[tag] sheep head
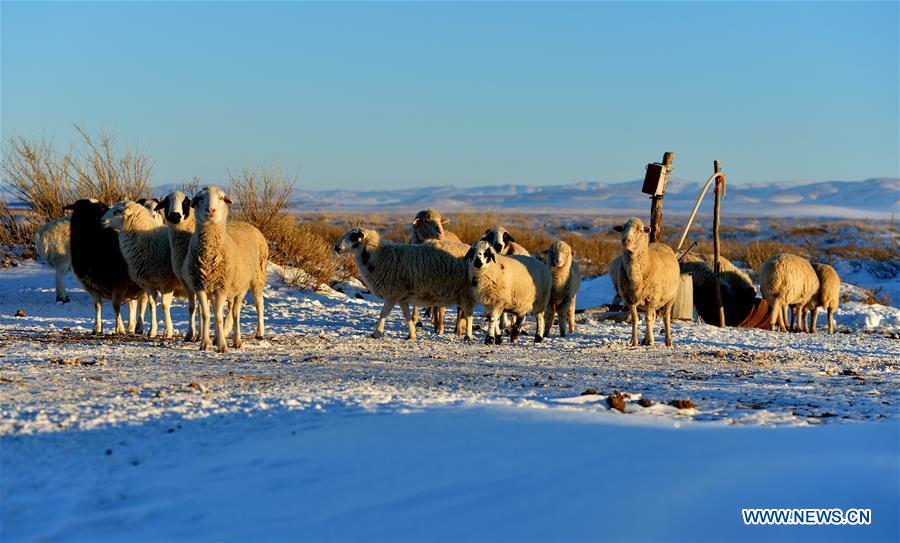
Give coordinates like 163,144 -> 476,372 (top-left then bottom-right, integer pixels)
334,227 -> 377,255
63,199 -> 108,224
158,191 -> 192,225
543,240 -> 574,269
191,186 -> 232,225
612,218 -> 650,255
136,198 -> 164,226
480,226 -> 516,255
100,201 -> 129,231
465,240 -> 497,270
411,209 -> 450,241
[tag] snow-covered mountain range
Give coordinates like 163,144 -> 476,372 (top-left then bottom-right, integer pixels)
287,177 -> 898,218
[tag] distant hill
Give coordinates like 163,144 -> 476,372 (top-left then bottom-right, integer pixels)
285,177 -> 899,219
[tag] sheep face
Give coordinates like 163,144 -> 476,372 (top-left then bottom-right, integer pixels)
158,191 -> 191,225
191,186 -> 232,225
465,240 -> 497,270
136,198 -> 165,226
100,201 -> 130,232
612,218 -> 650,255
334,227 -> 373,255
63,199 -> 107,223
480,226 -> 516,255
411,209 -> 449,241
543,240 -> 574,269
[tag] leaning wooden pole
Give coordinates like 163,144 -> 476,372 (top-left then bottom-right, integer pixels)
649,151 -> 675,243
712,160 -> 726,327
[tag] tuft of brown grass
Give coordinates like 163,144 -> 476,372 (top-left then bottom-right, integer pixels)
228,165 -> 295,240
2,136 -> 74,228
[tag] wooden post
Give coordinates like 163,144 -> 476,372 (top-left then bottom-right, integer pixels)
649,151 -> 674,243
712,160 -> 726,327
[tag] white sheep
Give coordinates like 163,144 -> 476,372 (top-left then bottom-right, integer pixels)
465,240 -> 551,344
101,201 -> 186,338
802,263 -> 840,334
335,227 -> 476,340
759,253 -> 819,332
611,218 -> 680,347
184,186 -> 268,352
408,209 -> 463,244
34,216 -> 72,303
136,198 -> 165,226
480,226 -> 530,256
541,240 -> 582,337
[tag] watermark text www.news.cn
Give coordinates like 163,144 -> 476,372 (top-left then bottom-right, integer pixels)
742,508 -> 872,526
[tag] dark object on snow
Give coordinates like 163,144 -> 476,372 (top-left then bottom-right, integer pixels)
581,388 -> 599,396
14,309 -> 25,317
638,398 -> 653,408
607,392 -> 627,413
669,399 -> 696,409
680,254 -> 756,326
63,199 -> 144,334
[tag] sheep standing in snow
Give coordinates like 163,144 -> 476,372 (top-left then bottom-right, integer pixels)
335,227 -> 476,340
156,191 -> 199,341
184,186 -> 268,352
63,199 -> 145,335
480,226 -> 530,256
541,240 -> 582,337
466,240 -> 551,344
34,216 -> 72,303
102,200 -> 185,338
612,218 -> 680,347
407,208 -> 464,334
759,253 -> 819,332
802,263 -> 840,334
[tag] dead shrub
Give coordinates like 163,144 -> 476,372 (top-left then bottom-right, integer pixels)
2,136 -> 74,228
228,165 -> 294,240
69,126 -> 152,204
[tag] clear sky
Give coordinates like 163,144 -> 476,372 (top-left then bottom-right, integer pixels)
2,1 -> 897,190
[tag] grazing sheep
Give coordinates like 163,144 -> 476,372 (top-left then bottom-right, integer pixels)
409,209 -> 462,244
34,216 -> 72,303
62,199 -> 145,335
802,263 -> 840,334
541,240 -> 582,337
136,198 -> 165,226
480,226 -> 530,256
156,191 -> 200,341
679,253 -> 756,326
759,253 -> 819,332
101,201 -> 186,339
334,227 -> 476,340
465,240 -> 551,344
611,218 -> 680,347
185,186 -> 268,352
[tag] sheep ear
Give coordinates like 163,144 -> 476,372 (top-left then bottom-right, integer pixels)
643,227 -> 651,233
487,250 -> 496,263
349,231 -> 363,243
440,218 -> 449,225
190,195 -> 201,208
503,232 -> 516,244
464,247 -> 475,261
612,225 -> 624,233
224,196 -> 233,205
62,203 -> 75,211
181,197 -> 191,218
412,218 -> 421,226
155,196 -> 169,212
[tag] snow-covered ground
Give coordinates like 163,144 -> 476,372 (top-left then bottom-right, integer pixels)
2,261 -> 898,541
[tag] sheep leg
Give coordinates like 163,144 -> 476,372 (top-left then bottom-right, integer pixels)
663,301 -> 673,347
126,299 -> 137,334
161,291 -> 175,339
55,269 -> 70,304
135,292 -> 147,335
486,309 -> 502,345
400,303 -> 417,340
213,293 -> 229,353
568,295 -> 576,334
372,301 -> 396,339
559,301 -> 572,337
113,301 -> 126,335
542,305 -> 555,338
434,306 -> 445,335
827,307 -> 835,334
185,293 -> 197,342
809,307 -> 818,333
629,304 -> 639,346
411,305 -> 419,327
231,294 -> 243,349
464,312 -> 474,341
455,306 -> 465,336
92,298 -> 103,335
198,290 -> 212,351
251,287 -> 265,340
145,292 -> 158,338
534,311 -> 545,343
642,307 -> 655,346
510,315 -> 525,342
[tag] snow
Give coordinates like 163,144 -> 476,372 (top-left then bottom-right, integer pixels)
1,260 -> 898,541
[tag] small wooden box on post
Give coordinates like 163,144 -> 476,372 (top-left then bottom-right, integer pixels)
644,151 -> 675,243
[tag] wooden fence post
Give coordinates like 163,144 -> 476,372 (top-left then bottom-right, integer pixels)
649,151 -> 674,243
712,160 -> 726,327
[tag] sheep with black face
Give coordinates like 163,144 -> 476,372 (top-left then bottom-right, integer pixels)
465,240 -> 551,345
480,226 -> 530,256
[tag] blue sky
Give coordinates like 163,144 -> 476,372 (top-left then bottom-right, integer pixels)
2,1 -> 897,190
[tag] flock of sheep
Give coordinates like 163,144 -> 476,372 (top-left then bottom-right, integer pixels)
32,194 -> 841,354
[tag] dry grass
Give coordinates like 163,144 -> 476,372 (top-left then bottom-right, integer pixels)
69,126 -> 152,204
2,136 -> 74,228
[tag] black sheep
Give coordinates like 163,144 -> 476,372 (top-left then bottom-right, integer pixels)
62,199 -> 145,334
